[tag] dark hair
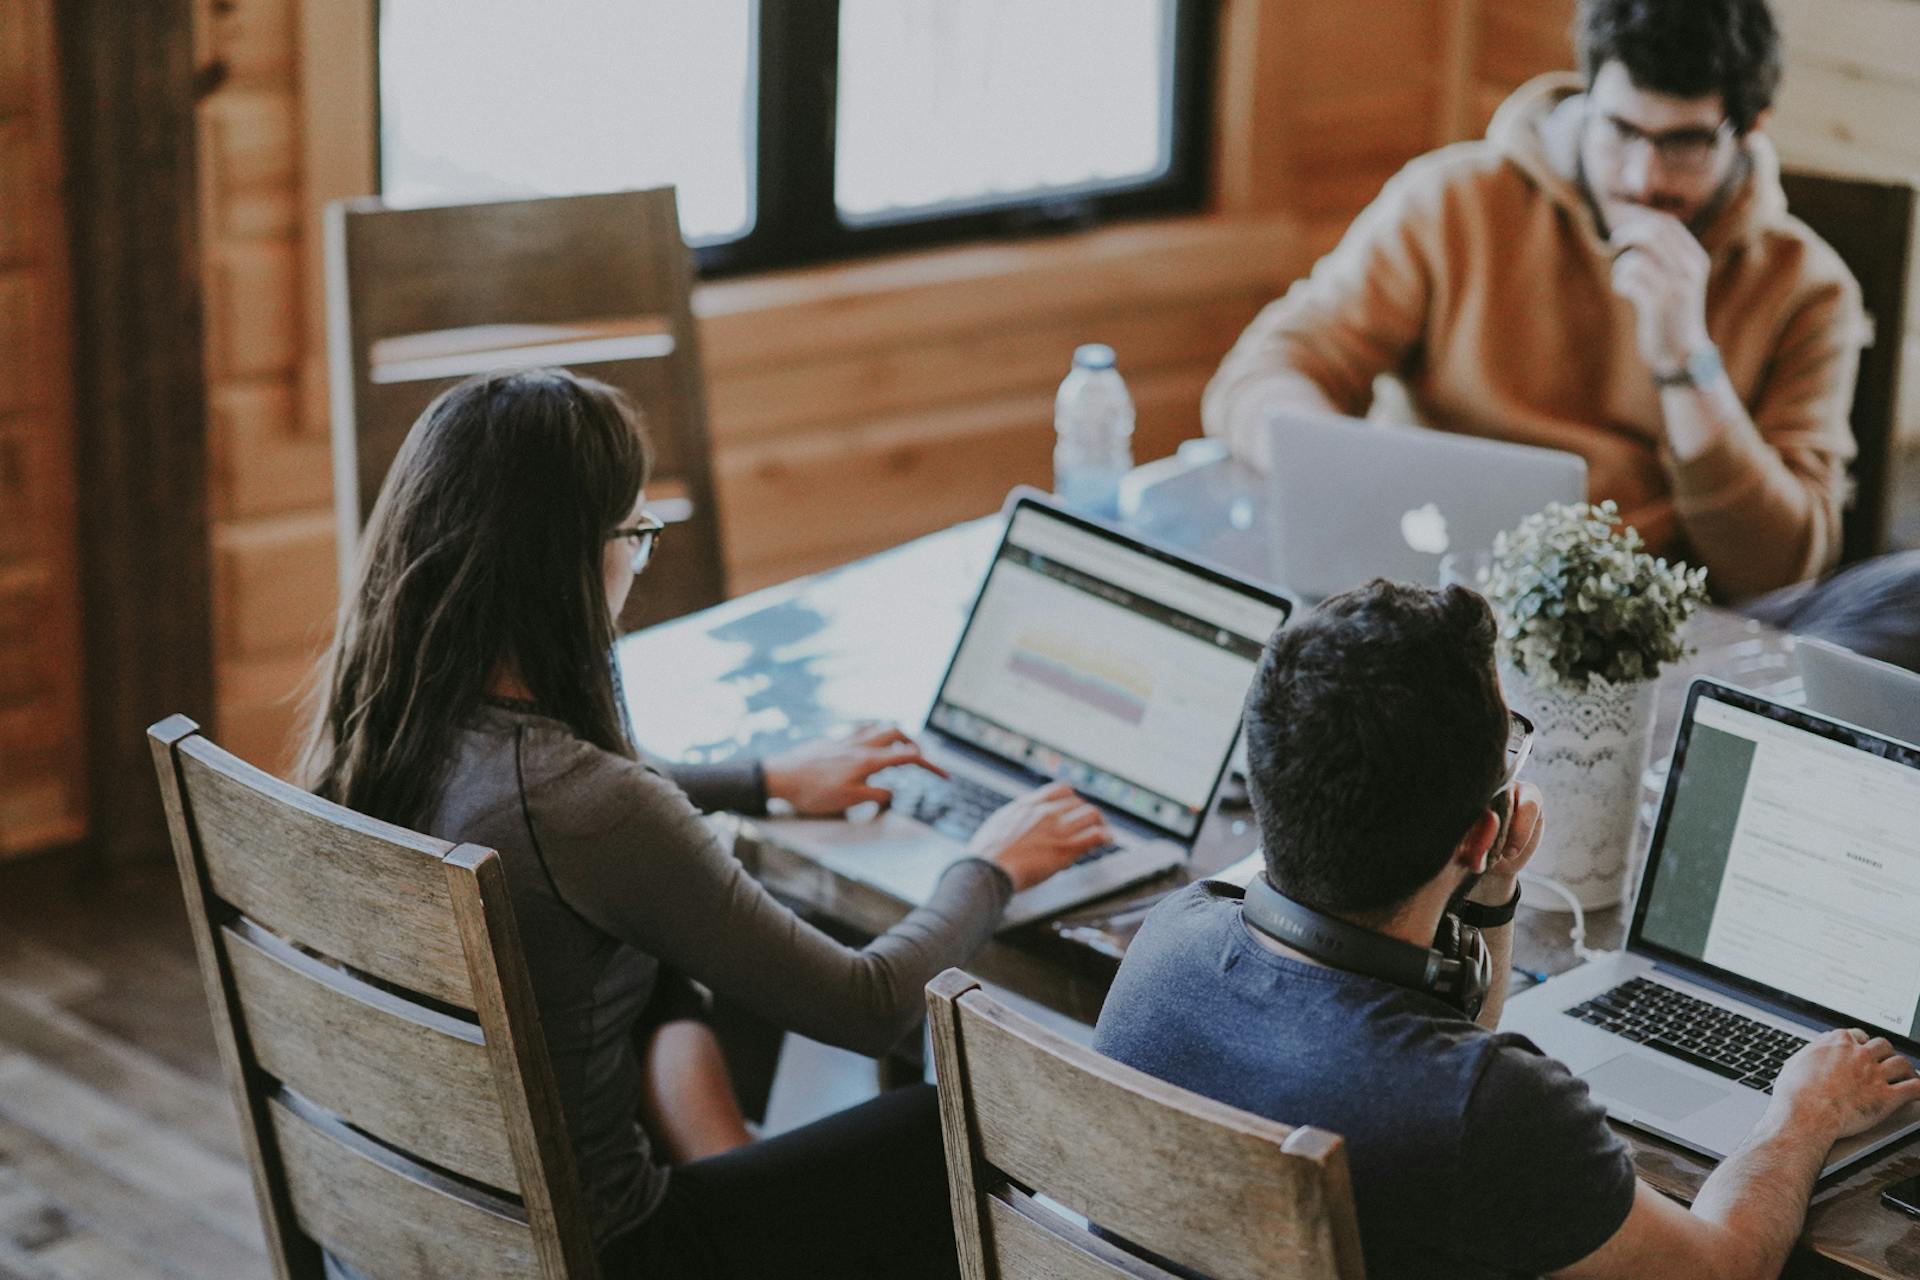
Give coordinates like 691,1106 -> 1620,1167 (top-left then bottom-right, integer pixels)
1244,581 -> 1507,917
299,368 -> 651,827
1578,0 -> 1782,134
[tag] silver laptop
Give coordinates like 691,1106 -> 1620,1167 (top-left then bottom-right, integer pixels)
1504,679 -> 1920,1177
1798,637 -> 1920,747
755,493 -> 1292,930
1266,412 -> 1587,601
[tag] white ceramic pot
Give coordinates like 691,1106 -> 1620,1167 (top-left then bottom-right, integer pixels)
1500,665 -> 1659,911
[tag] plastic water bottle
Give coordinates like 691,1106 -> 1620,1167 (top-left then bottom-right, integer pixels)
1053,343 -> 1134,520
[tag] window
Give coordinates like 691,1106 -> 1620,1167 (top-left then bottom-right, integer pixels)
378,0 -> 1213,274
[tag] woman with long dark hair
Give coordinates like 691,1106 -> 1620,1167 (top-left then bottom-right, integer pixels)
300,369 -> 1107,1277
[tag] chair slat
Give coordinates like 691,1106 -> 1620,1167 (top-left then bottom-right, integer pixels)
986,1190 -> 1179,1280
339,191 -> 685,337
224,920 -> 519,1191
269,1091 -> 536,1280
941,977 -> 1364,1280
177,740 -> 474,1008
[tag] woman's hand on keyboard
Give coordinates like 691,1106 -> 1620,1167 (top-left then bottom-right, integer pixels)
762,723 -> 947,816
969,782 -> 1111,891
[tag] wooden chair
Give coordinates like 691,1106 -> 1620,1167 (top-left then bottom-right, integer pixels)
324,186 -> 726,631
927,970 -> 1366,1280
147,714 -> 599,1280
1779,169 -> 1916,567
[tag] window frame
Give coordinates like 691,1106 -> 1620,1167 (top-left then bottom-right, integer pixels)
372,0 -> 1217,277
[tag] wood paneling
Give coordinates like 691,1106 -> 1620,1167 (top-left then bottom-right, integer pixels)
0,1 -> 85,858
1768,0 -> 1920,444
197,0 -> 328,775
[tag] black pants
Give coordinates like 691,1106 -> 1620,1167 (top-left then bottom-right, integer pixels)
599,1082 -> 960,1279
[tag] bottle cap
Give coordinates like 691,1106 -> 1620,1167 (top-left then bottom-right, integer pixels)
1072,343 -> 1116,371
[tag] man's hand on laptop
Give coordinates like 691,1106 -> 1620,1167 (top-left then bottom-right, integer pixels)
762,723 -> 948,816
1770,1028 -> 1920,1146
968,782 -> 1112,891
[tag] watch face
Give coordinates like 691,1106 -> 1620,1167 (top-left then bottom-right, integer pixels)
1687,345 -> 1723,385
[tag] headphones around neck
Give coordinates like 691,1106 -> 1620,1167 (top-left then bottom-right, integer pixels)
1240,868 -> 1493,1020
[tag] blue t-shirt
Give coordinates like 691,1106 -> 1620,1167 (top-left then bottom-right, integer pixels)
1093,883 -> 1636,1280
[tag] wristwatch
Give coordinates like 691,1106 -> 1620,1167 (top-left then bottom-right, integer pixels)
1453,883 -> 1522,929
1652,343 -> 1723,390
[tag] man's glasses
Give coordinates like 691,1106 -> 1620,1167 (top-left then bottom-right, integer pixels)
1593,113 -> 1732,175
1496,709 -> 1535,800
610,512 -> 666,575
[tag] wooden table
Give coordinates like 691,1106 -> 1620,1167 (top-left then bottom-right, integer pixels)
616,455 -> 1919,1278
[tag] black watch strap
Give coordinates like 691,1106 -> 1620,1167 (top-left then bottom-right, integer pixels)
1453,883 -> 1522,929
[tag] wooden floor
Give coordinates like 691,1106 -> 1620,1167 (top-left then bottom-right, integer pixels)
0,854 -> 266,1280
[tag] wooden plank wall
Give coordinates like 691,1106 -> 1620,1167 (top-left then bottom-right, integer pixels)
699,218 -> 1301,592
0,0 -> 86,856
194,0 -> 334,772
1768,0 -> 1920,445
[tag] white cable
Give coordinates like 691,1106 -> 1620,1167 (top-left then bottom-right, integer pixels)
1518,871 -> 1607,963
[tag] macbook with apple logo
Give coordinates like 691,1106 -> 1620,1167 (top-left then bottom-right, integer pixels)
1263,411 -> 1587,601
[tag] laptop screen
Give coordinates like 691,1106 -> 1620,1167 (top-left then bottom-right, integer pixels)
928,501 -> 1290,841
1632,683 -> 1920,1045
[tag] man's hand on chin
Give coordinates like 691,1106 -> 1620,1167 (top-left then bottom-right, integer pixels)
1607,207 -> 1712,380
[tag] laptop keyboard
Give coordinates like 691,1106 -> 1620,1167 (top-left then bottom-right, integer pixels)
1566,976 -> 1808,1092
875,767 -> 1120,866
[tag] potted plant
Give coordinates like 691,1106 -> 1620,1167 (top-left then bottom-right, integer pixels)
1480,501 -> 1709,910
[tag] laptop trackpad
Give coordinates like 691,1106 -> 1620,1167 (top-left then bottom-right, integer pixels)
1582,1054 -> 1725,1122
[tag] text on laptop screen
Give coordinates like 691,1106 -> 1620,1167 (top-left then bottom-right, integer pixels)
930,507 -> 1286,839
1639,696 -> 1920,1039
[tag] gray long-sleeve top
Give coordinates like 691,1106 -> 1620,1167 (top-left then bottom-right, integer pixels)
425,703 -> 1012,1243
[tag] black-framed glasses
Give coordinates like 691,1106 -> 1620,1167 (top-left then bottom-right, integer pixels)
1593,112 -> 1733,174
1496,710 -> 1535,798
610,512 -> 666,575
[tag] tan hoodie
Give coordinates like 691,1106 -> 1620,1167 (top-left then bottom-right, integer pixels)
1202,73 -> 1865,600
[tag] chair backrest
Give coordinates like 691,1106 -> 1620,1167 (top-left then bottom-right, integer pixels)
1779,169 -> 1916,568
147,714 -> 599,1280
927,970 -> 1366,1280
324,186 -> 726,631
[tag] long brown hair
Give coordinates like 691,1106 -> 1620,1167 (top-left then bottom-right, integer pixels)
299,369 -> 651,827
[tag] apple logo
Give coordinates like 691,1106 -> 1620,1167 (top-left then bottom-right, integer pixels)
1401,502 -> 1450,556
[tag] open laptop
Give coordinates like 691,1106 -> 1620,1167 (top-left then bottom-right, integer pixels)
1266,412 -> 1587,601
754,493 -> 1293,930
1504,679 -> 1920,1176
1798,636 -> 1920,747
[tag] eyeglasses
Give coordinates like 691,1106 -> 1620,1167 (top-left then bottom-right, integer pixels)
609,512 -> 666,574
1496,709 -> 1535,799
1593,112 -> 1733,174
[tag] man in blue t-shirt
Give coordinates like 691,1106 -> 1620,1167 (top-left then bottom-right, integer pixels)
1095,581 -> 1920,1280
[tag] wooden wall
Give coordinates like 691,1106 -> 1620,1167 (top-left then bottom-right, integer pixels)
192,0 -> 332,773
1768,0 -> 1920,448
0,0 -> 85,855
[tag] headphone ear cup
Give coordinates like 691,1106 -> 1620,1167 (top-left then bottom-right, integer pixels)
1432,913 -> 1492,1020
1456,920 -> 1493,1021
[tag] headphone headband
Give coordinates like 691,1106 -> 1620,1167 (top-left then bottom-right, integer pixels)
1240,868 -> 1491,1018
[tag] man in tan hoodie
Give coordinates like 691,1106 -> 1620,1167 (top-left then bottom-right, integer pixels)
1204,0 -> 1920,666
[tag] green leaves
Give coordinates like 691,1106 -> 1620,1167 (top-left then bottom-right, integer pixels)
1485,500 -> 1709,693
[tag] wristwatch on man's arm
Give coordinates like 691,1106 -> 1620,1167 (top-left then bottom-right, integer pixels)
1652,343 -> 1724,390
1453,883 -> 1521,929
